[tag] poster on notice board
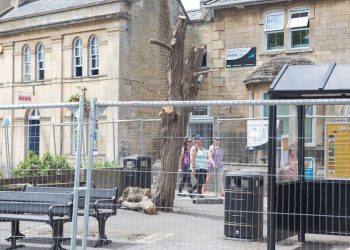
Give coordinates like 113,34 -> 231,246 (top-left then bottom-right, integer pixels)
325,123 -> 350,179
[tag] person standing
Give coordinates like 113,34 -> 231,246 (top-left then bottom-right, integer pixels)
190,135 -> 208,196
203,137 -> 224,197
178,138 -> 193,193
278,144 -> 297,181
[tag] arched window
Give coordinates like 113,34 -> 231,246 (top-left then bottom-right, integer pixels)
23,45 -> 31,82
28,109 -> 40,155
36,43 -> 45,80
73,37 -> 83,78
89,35 -> 99,76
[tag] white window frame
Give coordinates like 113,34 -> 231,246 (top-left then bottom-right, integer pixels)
36,43 -> 45,81
190,106 -> 211,119
288,9 -> 310,49
305,105 -> 316,147
23,45 -> 31,82
264,11 -> 285,51
188,106 -> 214,149
89,35 -> 99,76
261,92 -> 290,136
73,37 -> 83,78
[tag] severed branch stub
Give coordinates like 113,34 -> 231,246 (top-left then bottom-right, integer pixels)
149,39 -> 172,52
193,69 -> 219,77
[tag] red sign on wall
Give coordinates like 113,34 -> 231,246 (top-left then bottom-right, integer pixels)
17,94 -> 32,103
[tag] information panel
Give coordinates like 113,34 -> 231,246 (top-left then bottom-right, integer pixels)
247,120 -> 268,147
226,47 -> 256,68
325,123 -> 350,179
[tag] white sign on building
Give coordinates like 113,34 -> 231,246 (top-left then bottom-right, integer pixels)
247,120 -> 269,147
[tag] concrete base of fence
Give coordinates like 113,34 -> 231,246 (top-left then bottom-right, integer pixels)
193,197 -> 224,204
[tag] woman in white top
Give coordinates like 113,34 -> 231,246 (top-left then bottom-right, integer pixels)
190,135 -> 208,195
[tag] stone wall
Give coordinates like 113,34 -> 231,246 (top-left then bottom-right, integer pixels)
117,0 -> 182,161
185,0 -> 350,162
0,0 -> 182,167
187,0 -> 350,108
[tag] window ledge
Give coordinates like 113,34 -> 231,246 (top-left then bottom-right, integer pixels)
259,49 -> 285,56
286,47 -> 314,54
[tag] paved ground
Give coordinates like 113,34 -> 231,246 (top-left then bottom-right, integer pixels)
0,194 -> 349,249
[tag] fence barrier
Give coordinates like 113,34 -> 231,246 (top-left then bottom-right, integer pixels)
0,98 -> 349,249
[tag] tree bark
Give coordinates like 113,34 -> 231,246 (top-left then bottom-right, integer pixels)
150,16 -> 206,209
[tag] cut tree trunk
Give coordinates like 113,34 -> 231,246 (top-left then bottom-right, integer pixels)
118,187 -> 157,215
150,16 -> 206,210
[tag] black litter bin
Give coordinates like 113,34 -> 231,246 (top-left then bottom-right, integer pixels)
224,171 -> 264,240
123,155 -> 151,188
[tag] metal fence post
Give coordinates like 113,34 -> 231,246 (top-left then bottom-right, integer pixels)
112,118 -> 116,163
52,123 -> 57,155
70,96 -> 85,250
140,118 -> 144,155
82,97 -> 97,249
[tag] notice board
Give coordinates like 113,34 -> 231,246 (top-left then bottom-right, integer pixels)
325,123 -> 350,179
247,120 -> 268,147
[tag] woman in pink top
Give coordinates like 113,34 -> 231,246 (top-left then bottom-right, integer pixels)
202,137 -> 224,197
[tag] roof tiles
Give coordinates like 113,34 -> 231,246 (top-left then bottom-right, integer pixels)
0,0 -> 109,21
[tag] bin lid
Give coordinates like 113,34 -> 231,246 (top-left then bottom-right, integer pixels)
123,154 -> 151,160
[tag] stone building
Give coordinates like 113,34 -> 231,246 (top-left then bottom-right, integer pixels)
185,0 -> 350,165
0,0 -> 185,168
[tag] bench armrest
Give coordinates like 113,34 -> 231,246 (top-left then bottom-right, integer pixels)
94,199 -> 117,215
48,203 -> 72,220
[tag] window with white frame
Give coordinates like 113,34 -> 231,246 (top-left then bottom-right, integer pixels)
89,35 -> 99,76
305,105 -> 316,146
73,37 -> 83,78
288,9 -> 310,48
36,43 -> 45,80
262,93 -> 289,136
23,45 -> 31,82
264,11 -> 284,50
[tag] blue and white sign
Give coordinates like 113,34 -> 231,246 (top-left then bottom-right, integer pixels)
226,47 -> 256,68
304,157 -> 315,180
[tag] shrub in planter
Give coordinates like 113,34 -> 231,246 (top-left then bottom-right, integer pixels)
91,160 -> 116,169
12,152 -> 73,177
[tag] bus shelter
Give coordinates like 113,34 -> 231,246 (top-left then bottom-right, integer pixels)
267,63 -> 350,250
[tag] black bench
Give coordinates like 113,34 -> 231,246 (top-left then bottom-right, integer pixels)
23,186 -> 118,247
0,191 -> 72,250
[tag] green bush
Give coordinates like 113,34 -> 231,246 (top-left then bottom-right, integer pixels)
91,160 -> 115,169
12,152 -> 73,177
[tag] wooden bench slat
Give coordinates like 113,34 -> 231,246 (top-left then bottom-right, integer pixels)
0,214 -> 71,223
0,202 -> 71,216
0,191 -> 72,204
